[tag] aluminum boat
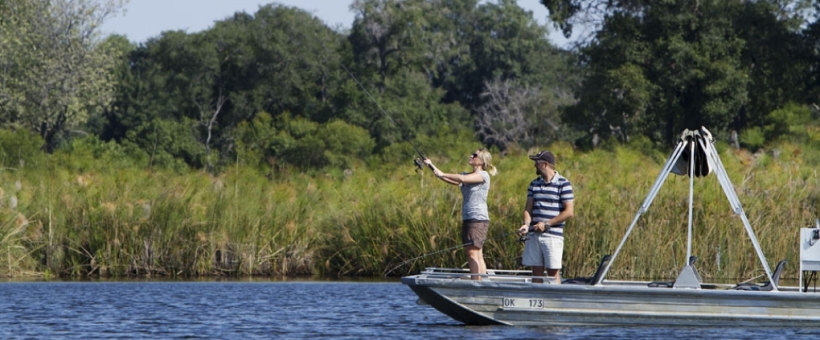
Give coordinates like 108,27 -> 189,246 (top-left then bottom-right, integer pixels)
402,128 -> 820,326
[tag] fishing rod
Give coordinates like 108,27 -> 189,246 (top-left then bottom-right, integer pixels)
382,228 -> 527,277
340,64 -> 432,171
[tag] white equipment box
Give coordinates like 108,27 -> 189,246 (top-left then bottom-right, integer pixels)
799,221 -> 820,290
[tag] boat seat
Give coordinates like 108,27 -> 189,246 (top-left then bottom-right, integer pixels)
733,260 -> 786,291
648,256 -> 699,288
563,255 -> 611,285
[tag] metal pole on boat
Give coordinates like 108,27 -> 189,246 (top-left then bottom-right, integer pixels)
686,137 -> 695,262
594,138 -> 689,285
698,135 -> 776,288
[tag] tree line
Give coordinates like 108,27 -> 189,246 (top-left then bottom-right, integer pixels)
1,0 -> 820,174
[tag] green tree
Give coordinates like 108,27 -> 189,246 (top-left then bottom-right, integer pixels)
347,0 -> 470,150
229,5 -> 347,121
233,112 -> 375,170
734,1 -> 810,130
454,0 -> 568,103
104,4 -> 348,170
549,0 -> 808,146
0,0 -> 127,151
798,2 -> 820,109
125,118 -> 203,171
349,0 -> 436,89
459,0 -> 580,148
347,0 -> 575,151
97,35 -> 142,141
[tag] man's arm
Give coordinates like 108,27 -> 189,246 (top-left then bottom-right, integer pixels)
548,200 -> 574,226
518,197 -> 534,234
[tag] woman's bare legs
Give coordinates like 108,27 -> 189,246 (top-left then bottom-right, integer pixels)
466,246 -> 486,280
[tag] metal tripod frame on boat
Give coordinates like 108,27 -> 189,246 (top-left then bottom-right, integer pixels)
594,127 -> 776,289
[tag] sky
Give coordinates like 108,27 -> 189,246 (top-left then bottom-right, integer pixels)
99,0 -> 580,47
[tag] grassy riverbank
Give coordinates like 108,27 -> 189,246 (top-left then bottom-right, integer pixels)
1,131 -> 818,281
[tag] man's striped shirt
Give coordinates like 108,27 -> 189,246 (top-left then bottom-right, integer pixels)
527,172 -> 574,238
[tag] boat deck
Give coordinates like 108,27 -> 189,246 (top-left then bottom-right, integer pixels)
416,267 -> 805,292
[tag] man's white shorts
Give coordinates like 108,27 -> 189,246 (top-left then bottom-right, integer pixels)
521,233 -> 563,269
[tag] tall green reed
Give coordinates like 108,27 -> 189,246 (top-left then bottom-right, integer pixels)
0,130 -> 817,280
5,156 -> 332,278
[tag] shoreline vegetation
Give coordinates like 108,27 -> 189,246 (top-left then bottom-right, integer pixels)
3,0 -> 820,284
1,130 -> 817,281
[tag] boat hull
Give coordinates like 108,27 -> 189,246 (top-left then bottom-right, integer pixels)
403,273 -> 820,327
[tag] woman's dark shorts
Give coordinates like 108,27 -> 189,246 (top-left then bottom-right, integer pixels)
462,220 -> 489,248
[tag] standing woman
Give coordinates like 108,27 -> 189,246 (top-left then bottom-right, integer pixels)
423,149 -> 497,280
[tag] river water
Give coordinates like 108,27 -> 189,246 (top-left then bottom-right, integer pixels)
0,279 -> 815,339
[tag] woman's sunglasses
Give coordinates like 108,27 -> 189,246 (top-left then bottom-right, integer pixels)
470,153 -> 478,159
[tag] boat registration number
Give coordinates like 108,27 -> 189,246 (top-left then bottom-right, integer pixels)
501,298 -> 544,309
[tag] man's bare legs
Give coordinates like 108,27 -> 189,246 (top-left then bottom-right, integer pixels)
547,268 -> 561,284
531,267 -> 561,284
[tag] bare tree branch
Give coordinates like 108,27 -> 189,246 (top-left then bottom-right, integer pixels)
475,77 -> 560,150
195,86 -> 226,172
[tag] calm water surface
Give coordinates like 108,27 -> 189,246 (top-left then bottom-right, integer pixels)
0,280 -> 816,339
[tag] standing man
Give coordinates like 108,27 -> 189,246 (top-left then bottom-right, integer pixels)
518,151 -> 574,283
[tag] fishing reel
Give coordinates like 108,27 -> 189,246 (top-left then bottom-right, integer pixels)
413,158 -> 424,171
518,226 -> 538,243
414,157 -> 435,173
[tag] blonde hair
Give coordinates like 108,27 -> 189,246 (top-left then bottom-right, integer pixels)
475,149 -> 497,176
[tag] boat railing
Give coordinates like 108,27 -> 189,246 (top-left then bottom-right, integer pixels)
419,267 -> 559,283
